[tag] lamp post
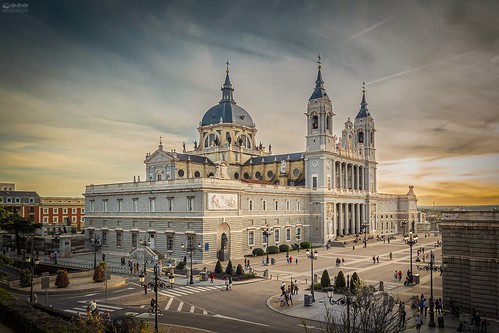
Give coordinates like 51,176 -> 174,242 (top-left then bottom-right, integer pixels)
181,235 -> 201,285
138,272 -> 145,286
53,233 -> 60,265
327,285 -> 353,333
140,239 -> 150,275
296,234 -> 301,252
262,226 -> 273,265
361,221 -> 369,248
91,235 -> 100,269
403,221 -> 418,280
26,233 -> 38,303
306,248 -> 318,302
417,251 -> 443,327
153,263 -> 159,333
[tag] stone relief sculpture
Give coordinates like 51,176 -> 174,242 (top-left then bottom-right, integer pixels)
208,193 -> 238,210
221,233 -> 228,249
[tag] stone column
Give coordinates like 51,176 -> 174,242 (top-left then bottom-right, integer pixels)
355,203 -> 361,234
339,203 -> 344,236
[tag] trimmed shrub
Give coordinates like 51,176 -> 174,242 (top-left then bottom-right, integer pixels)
214,260 -> 223,274
300,241 -> 311,249
176,261 -> 186,271
225,260 -> 233,275
350,272 -> 361,293
236,264 -> 244,276
279,244 -> 290,253
252,248 -> 264,256
55,269 -> 70,288
335,270 -> 346,291
321,269 -> 331,288
19,269 -> 32,288
312,282 -> 322,290
291,243 -> 299,250
267,245 -> 279,254
93,262 -> 105,282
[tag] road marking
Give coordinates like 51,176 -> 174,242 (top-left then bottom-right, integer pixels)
112,287 -> 135,293
203,309 -> 207,315
177,301 -> 184,312
165,298 -> 174,310
124,312 -> 139,316
83,293 -> 97,297
213,314 -> 269,327
190,305 -> 195,313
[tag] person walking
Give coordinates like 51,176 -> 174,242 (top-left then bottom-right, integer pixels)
228,276 -> 233,290
372,255 -> 376,264
389,252 -> 393,260
294,280 -> 299,295
424,298 -> 428,316
376,256 -> 380,263
144,284 -> 148,294
415,314 -> 423,332
295,257 -> 298,265
90,300 -> 97,317
289,256 -> 292,265
210,272 -> 214,283
225,277 -> 229,291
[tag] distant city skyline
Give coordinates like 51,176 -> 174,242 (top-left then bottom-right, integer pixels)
1,1 -> 498,206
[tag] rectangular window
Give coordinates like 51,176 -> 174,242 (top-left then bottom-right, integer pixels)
53,208 -> 58,214
166,234 -> 174,251
149,198 -> 155,212
296,227 -> 301,239
187,196 -> 194,211
131,233 -> 138,248
286,201 -> 290,211
248,230 -> 255,246
43,208 -> 48,214
72,216 -> 76,222
15,198 -> 20,203
167,197 -> 174,211
43,217 -> 48,223
133,198 -> 138,212
312,176 -> 318,189
116,231 -> 122,247
54,217 -> 58,223
262,230 -> 268,245
249,200 -> 253,211
72,208 -> 76,214
262,200 -> 267,211
63,208 -> 67,214
297,201 -> 301,211
275,201 -> 278,210
102,230 -> 107,246
103,200 -> 108,212
286,228 -> 291,241
274,229 -> 280,243
117,199 -> 123,212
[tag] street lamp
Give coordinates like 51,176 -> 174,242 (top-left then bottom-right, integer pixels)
26,233 -> 38,303
403,221 -> 418,281
417,251 -> 443,327
262,226 -> 273,265
296,234 -> 301,252
327,285 -> 353,333
91,235 -> 101,269
140,240 -> 150,275
153,263 -> 159,333
53,233 -> 60,264
181,235 -> 201,284
139,272 -> 145,285
305,248 -> 319,302
361,221 -> 369,248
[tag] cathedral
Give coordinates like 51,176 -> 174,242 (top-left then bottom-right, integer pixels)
84,60 -> 422,263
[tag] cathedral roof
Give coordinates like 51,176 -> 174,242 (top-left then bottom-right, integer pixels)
355,83 -> 371,119
242,152 -> 304,166
200,65 -> 254,128
176,153 -> 216,165
309,57 -> 328,100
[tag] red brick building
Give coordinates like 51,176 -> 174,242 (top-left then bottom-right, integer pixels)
40,197 -> 85,231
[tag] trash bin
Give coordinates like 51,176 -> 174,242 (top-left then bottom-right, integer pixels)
271,258 -> 276,265
438,316 -> 444,328
304,294 -> 312,307
413,274 -> 420,284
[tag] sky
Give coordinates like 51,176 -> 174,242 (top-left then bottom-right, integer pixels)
1,0 -> 498,206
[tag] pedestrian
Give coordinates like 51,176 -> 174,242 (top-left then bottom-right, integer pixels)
424,298 -> 428,316
372,255 -> 376,264
144,284 -> 148,294
33,293 -> 37,303
481,313 -> 488,333
262,257 -> 265,266
398,271 -> 402,281
90,300 -> 97,316
281,281 -> 286,294
435,298 -> 442,315
341,258 -> 345,265
102,253 -> 106,261
415,314 -> 423,332
399,302 -> 406,324
225,277 -> 229,291
473,312 -> 481,332
376,256 -> 379,263
394,271 -> 398,280
86,304 -> 91,318
279,293 -> 285,307
228,276 -> 233,290
389,252 -> 393,260
295,258 -> 298,265
289,256 -> 292,265
290,281 -> 295,294
210,272 -> 214,283
419,298 -> 425,315
294,280 -> 299,295
103,309 -> 111,321
286,288 -> 293,305
286,252 -> 289,264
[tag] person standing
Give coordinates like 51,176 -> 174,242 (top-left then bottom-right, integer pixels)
389,252 -> 393,260
295,257 -> 298,265
415,314 -> 423,332
90,300 -> 97,316
399,302 -> 406,324
376,256 -> 380,263
289,256 -> 292,265
424,298 -> 428,316
294,280 -> 299,295
372,255 -> 376,264
210,272 -> 214,283
144,284 -> 148,294
225,277 -> 229,291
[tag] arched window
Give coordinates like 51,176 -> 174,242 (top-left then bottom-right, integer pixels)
312,114 -> 319,129
326,115 -> 330,130
237,134 -> 251,149
204,133 -> 220,148
358,131 -> 364,143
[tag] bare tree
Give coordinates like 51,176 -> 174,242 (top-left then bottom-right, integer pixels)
304,284 -> 411,333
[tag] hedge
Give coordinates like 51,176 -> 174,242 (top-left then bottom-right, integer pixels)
267,245 -> 279,254
278,244 -> 290,253
252,248 -> 264,256
300,241 -> 311,249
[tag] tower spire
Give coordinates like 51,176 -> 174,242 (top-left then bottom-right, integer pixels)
220,60 -> 235,103
309,54 -> 328,100
356,82 -> 369,119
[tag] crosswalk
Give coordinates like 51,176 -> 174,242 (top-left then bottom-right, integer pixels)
157,284 -> 222,298
63,301 -> 139,319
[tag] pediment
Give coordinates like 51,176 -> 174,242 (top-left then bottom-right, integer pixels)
144,150 -> 175,164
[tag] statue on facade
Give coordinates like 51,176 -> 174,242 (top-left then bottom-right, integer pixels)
221,233 -> 228,249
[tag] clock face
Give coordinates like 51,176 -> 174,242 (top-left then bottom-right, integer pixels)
312,160 -> 318,167
293,168 -> 300,177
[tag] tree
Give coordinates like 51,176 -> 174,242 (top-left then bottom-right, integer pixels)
0,207 -> 40,255
321,269 -> 331,288
236,264 -> 244,276
93,262 -> 105,282
335,271 -> 346,291
19,268 -> 32,287
350,272 -> 360,293
225,260 -> 233,275
55,269 -> 70,288
214,260 -> 223,274
303,285 -> 405,333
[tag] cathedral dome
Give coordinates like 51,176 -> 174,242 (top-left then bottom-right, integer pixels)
200,65 -> 254,128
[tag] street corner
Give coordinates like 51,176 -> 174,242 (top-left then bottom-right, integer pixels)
267,293 -> 303,312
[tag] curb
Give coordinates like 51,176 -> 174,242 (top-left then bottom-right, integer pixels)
7,278 -> 129,295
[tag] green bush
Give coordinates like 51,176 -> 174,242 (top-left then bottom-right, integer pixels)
252,248 -> 264,256
335,270 -> 346,291
19,269 -> 32,288
214,260 -> 223,274
300,241 -> 311,249
312,282 -> 322,290
291,243 -> 300,250
176,261 -> 186,271
350,272 -> 361,293
321,269 -> 331,288
267,245 -> 279,254
279,244 -> 290,253
92,262 -> 105,282
225,260 -> 234,275
55,269 -> 70,288
236,264 -> 244,276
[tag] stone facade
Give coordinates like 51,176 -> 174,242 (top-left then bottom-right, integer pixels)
84,61 -> 421,264
440,210 -> 499,319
